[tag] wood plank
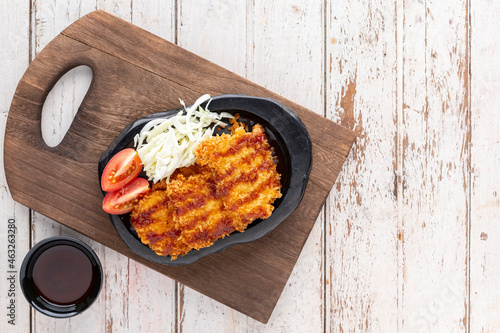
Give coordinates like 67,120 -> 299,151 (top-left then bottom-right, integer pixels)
470,0 -> 500,331
31,1 -> 105,331
96,1 -> 133,330
5,10 -> 356,324
175,1 -> 250,330
31,213 -> 106,332
132,0 -> 176,41
177,1 -> 247,78
399,0 -> 469,331
248,0 -> 325,330
325,0 -> 399,331
128,2 -> 178,332
0,0 -> 31,332
178,0 -> 325,330
6,1 -> 500,331
0,116 -> 30,333
30,1 -> 178,331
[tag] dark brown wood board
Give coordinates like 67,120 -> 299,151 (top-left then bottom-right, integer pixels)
4,10 -> 356,323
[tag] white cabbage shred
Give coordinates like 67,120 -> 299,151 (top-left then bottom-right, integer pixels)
134,94 -> 233,183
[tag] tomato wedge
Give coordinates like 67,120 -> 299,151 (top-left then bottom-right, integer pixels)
101,148 -> 143,192
102,178 -> 150,215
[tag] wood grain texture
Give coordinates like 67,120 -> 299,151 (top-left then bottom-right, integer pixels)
4,10 -> 355,324
178,1 -> 247,78
30,2 -> 108,332
326,0 -> 399,331
31,213 -> 106,333
175,2 -> 250,330
249,1 -> 325,330
470,1 -> 500,332
3,0 -> 493,331
128,3 -> 177,333
0,0 -> 31,332
29,2 -> 179,332
178,1 -> 325,331
400,0 -> 469,332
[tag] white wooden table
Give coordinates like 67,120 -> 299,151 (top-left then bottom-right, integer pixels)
1,0 -> 498,332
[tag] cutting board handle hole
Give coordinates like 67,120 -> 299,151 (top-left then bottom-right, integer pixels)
41,65 -> 93,147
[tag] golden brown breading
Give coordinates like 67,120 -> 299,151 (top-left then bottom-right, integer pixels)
167,170 -> 235,250
130,122 -> 282,260
130,189 -> 191,259
152,164 -> 204,191
195,124 -> 282,231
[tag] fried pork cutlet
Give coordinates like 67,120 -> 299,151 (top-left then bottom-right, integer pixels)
167,169 -> 235,250
130,123 -> 282,260
195,124 -> 282,232
152,164 -> 204,191
130,182 -> 191,260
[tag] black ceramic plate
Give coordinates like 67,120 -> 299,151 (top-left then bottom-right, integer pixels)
98,94 -> 312,265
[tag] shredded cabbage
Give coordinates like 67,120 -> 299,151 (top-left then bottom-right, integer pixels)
134,94 -> 233,183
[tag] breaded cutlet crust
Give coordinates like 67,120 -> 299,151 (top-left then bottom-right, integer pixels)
168,170 -> 235,250
130,123 -> 282,260
195,124 -> 282,231
130,188 -> 191,259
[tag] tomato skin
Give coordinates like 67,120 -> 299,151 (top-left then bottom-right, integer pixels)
102,178 -> 150,215
101,148 -> 143,192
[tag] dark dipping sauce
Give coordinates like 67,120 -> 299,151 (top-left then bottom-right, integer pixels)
32,245 -> 93,305
20,236 -> 103,318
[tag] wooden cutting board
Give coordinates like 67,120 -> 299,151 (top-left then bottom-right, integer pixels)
4,10 -> 356,323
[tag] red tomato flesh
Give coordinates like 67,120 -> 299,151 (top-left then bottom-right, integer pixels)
101,148 -> 142,192
102,178 -> 150,215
